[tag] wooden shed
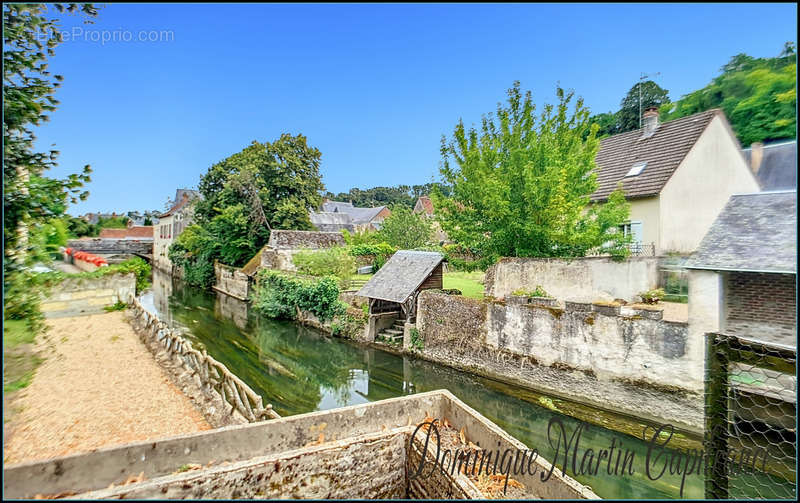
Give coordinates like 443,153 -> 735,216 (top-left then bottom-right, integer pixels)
356,251 -> 444,341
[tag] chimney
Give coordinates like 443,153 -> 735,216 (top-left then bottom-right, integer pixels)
750,142 -> 764,174
642,107 -> 659,136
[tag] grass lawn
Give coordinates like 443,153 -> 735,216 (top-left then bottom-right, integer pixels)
443,271 -> 485,299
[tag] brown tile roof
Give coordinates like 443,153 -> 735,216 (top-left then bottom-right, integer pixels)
98,226 -> 154,239
98,228 -> 126,238
591,109 -> 720,201
415,196 -> 434,215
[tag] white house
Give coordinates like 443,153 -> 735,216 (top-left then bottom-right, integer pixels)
592,107 -> 760,255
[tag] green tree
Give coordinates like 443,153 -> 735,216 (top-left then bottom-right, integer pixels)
617,80 -> 670,133
3,3 -> 99,326
662,43 -> 796,144
377,206 -> 433,249
586,111 -> 619,138
434,82 -> 631,260
171,134 -> 325,287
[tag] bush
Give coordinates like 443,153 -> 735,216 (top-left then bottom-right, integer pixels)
639,288 -> 666,304
347,242 -> 397,272
292,246 -> 356,289
511,285 -> 549,297
252,270 -> 345,322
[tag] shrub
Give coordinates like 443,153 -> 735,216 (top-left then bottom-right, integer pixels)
511,285 -> 549,297
410,328 -> 423,351
639,288 -> 666,304
347,242 -> 397,273
252,270 -> 345,322
292,246 -> 356,289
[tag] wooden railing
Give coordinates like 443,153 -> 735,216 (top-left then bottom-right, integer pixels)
130,298 -> 280,423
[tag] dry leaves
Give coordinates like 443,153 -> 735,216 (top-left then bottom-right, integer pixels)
304,432 -> 325,447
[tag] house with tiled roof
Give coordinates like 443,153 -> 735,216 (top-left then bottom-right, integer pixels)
153,189 -> 202,272
742,139 -> 797,191
592,107 -> 759,255
310,200 -> 390,232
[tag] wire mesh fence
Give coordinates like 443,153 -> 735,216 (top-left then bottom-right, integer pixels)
705,332 -> 797,500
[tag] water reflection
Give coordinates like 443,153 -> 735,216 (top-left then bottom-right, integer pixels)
138,269 -> 792,499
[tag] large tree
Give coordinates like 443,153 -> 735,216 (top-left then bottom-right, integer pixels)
434,82 -> 631,260
617,80 -> 670,133
171,134 -> 325,287
377,206 -> 433,249
3,3 -> 98,324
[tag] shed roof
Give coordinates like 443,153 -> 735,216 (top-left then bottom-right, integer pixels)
356,250 -> 444,303
591,109 -> 720,201
685,191 -> 796,274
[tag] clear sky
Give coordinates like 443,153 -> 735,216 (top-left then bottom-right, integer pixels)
33,2 -> 797,215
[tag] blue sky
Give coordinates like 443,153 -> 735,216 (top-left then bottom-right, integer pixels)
33,2 -> 797,215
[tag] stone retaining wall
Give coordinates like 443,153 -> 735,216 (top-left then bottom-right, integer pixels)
212,262 -> 251,300
41,273 -> 136,318
67,237 -> 153,256
417,291 -> 696,392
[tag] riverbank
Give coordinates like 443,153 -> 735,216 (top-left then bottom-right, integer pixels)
3,311 -> 211,466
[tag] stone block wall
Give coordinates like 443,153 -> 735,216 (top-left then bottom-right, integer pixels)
67,238 -> 153,256
212,262 -> 250,301
485,256 -> 660,303
417,291 -> 699,392
40,273 -> 136,318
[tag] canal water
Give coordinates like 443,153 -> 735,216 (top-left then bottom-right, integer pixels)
140,269 -> 792,499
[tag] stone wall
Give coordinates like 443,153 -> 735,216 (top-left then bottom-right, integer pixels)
267,230 -> 346,250
67,238 -> 153,256
40,273 -> 136,318
212,262 -> 251,301
417,291 -> 698,392
485,256 -> 660,302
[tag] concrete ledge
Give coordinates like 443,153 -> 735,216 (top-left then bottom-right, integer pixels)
3,391 -> 597,500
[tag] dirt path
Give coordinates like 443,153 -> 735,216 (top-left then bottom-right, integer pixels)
3,311 -> 210,466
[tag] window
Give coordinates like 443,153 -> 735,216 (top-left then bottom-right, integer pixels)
619,221 -> 643,245
625,162 -> 647,177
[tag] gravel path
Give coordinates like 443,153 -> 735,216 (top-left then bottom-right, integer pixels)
3,311 -> 210,465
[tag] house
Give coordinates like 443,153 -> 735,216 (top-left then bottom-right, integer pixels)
153,189 -> 202,272
742,139 -> 797,191
356,250 -> 445,342
309,200 -> 390,232
592,107 -> 760,255
413,196 -> 448,244
413,196 -> 434,217
685,190 -> 796,347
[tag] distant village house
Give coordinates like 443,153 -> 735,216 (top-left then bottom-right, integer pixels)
153,189 -> 202,272
310,200 -> 390,232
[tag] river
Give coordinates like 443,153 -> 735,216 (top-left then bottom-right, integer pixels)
139,269 -> 792,499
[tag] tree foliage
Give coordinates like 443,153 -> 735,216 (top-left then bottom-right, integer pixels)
324,183 -> 451,209
170,135 -> 325,287
3,3 -> 99,326
377,206 -> 434,249
434,82 -> 631,261
587,80 -> 670,137
661,43 -> 796,144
